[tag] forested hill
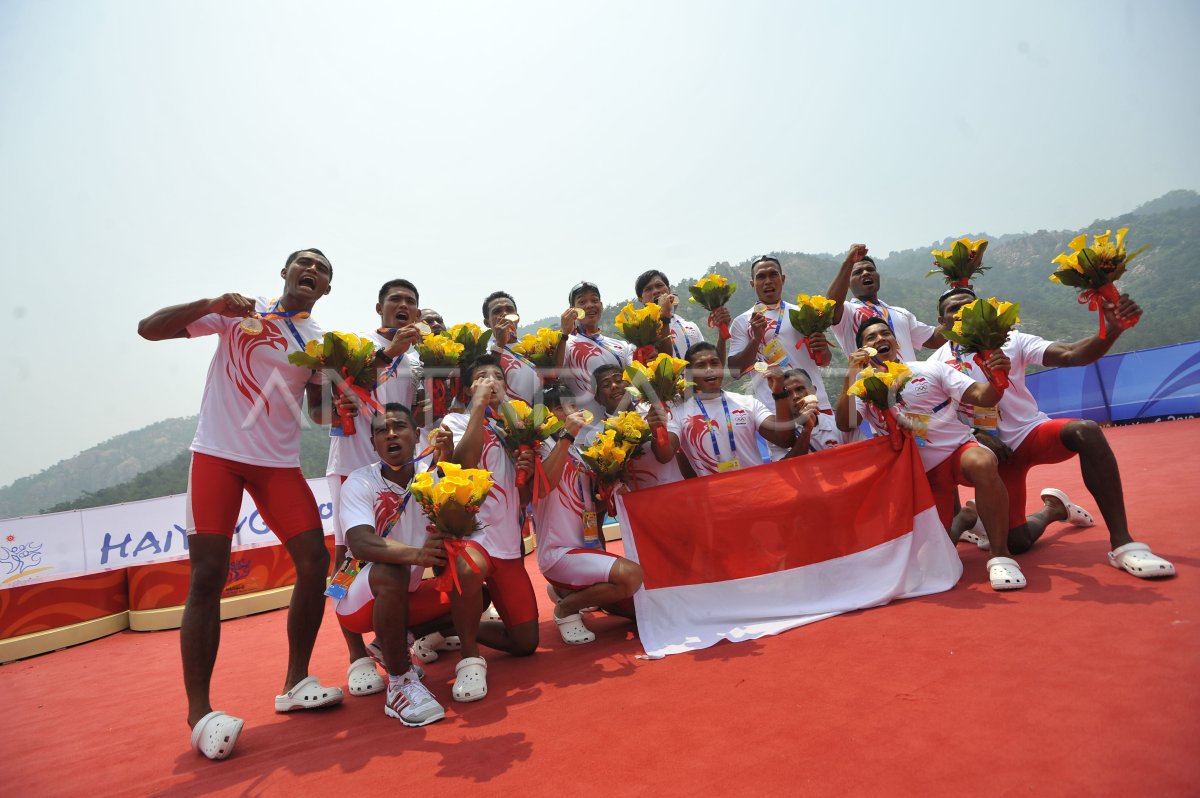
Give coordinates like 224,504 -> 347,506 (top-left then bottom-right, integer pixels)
5,190 -> 1197,516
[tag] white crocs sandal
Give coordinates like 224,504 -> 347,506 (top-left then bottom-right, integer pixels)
1108,542 -> 1176,578
346,657 -> 384,696
986,556 -> 1027,591
959,517 -> 990,550
554,612 -> 596,645
191,710 -> 244,761
1040,488 -> 1095,527
481,605 -> 502,622
453,656 -> 488,703
274,676 -> 344,712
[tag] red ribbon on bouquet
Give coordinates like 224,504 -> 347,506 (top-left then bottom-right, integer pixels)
334,371 -> 385,436
594,480 -> 618,517
633,344 -> 658,365
949,277 -> 971,288
652,402 -> 670,449
878,409 -> 904,452
972,350 -> 1010,392
434,538 -> 484,602
514,444 -> 551,504
796,335 -> 832,367
707,311 -> 731,341
1078,282 -> 1139,341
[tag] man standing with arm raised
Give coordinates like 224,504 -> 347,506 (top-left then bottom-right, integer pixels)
138,248 -> 344,761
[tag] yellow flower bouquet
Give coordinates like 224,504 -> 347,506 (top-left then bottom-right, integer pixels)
578,426 -> 644,515
1050,228 -> 1147,339
688,273 -> 737,340
416,333 -> 466,420
847,361 -> 913,451
445,322 -> 493,368
941,298 -> 1020,391
929,238 -> 988,287
512,327 -> 564,369
410,462 -> 494,596
624,353 -> 688,448
490,399 -> 565,496
615,302 -> 670,365
787,293 -> 837,366
288,331 -> 382,435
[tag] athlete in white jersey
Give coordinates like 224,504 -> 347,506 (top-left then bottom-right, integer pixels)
324,278 -> 427,698
836,316 -> 1026,592
826,244 -> 940,362
138,248 -> 342,761
778,368 -> 862,459
635,268 -> 730,364
935,288 -> 1174,579
334,404 -> 452,727
555,281 -> 636,417
439,355 -> 539,704
482,290 -> 541,405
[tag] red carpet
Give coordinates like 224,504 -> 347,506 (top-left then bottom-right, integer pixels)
4,420 -> 1198,797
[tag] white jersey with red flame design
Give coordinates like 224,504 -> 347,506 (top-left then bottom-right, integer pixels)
728,301 -> 831,411
326,330 -> 421,477
490,341 -> 540,405
668,391 -> 772,477
187,297 -> 325,468
532,439 -> 594,571
440,410 -> 522,559
930,332 -> 1053,450
338,461 -> 433,591
561,332 -> 635,416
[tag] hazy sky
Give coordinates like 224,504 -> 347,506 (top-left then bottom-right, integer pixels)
1,0 -> 1198,487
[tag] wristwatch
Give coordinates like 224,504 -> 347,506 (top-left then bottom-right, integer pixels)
771,391 -> 789,401
374,349 -> 393,365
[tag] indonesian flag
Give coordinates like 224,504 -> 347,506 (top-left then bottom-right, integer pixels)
618,436 -> 962,658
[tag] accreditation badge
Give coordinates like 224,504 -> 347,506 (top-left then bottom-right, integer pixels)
904,413 -> 931,447
324,558 -> 363,600
717,458 -> 741,472
973,406 -> 1000,436
581,510 -> 602,549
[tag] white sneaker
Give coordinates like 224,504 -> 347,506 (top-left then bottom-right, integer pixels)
385,672 -> 445,727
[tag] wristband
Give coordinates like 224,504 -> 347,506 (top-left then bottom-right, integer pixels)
771,391 -> 788,401
374,349 -> 393,365
560,431 -> 576,443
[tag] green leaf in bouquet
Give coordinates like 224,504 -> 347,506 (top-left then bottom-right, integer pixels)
287,351 -> 321,368
499,400 -> 520,433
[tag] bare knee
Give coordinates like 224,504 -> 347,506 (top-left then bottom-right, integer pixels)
1062,419 -> 1107,452
369,562 -> 411,597
507,621 -> 539,657
961,447 -> 1000,485
612,559 -> 644,597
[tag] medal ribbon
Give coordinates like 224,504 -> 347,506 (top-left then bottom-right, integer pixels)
695,393 -> 738,460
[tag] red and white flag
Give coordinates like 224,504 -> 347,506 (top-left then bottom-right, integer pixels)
618,436 -> 962,658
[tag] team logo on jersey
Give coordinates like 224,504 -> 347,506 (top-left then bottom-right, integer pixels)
225,319 -> 288,415
731,408 -> 750,427
682,416 -> 720,473
374,490 -> 402,537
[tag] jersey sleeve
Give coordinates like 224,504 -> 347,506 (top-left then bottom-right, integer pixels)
338,471 -> 377,540
186,313 -> 229,338
728,312 -> 754,361
749,396 -> 773,428
902,308 -> 937,351
1014,331 -> 1053,369
934,360 -> 978,403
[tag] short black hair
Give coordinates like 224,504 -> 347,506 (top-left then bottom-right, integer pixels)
378,279 -> 419,305
463,353 -> 504,388
937,286 -> 977,317
750,256 -> 782,278
482,291 -> 517,321
635,269 -> 669,298
684,341 -> 718,364
782,367 -> 813,384
855,317 -> 892,348
591,363 -> 623,392
569,281 -> 601,306
285,248 -> 332,280
371,402 -> 415,432
542,383 -> 569,409
855,255 -> 876,268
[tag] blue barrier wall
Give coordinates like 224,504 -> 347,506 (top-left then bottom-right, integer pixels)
1026,340 -> 1200,424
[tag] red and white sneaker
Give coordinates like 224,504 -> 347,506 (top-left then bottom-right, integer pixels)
385,671 -> 445,727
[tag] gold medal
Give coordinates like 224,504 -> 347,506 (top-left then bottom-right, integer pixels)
573,308 -> 585,319
752,303 -> 767,315
239,317 -> 263,336
753,361 -> 768,374
415,322 -> 432,336
504,313 -> 520,325
864,346 -> 878,358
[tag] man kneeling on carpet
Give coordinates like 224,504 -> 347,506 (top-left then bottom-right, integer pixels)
332,403 -> 455,726
836,317 -> 1026,591
536,383 -> 644,644
934,287 -> 1175,579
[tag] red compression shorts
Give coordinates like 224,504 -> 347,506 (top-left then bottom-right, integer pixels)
187,451 -> 322,542
336,572 -> 446,636
997,418 -> 1076,528
926,441 -> 982,527
458,540 -> 538,627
